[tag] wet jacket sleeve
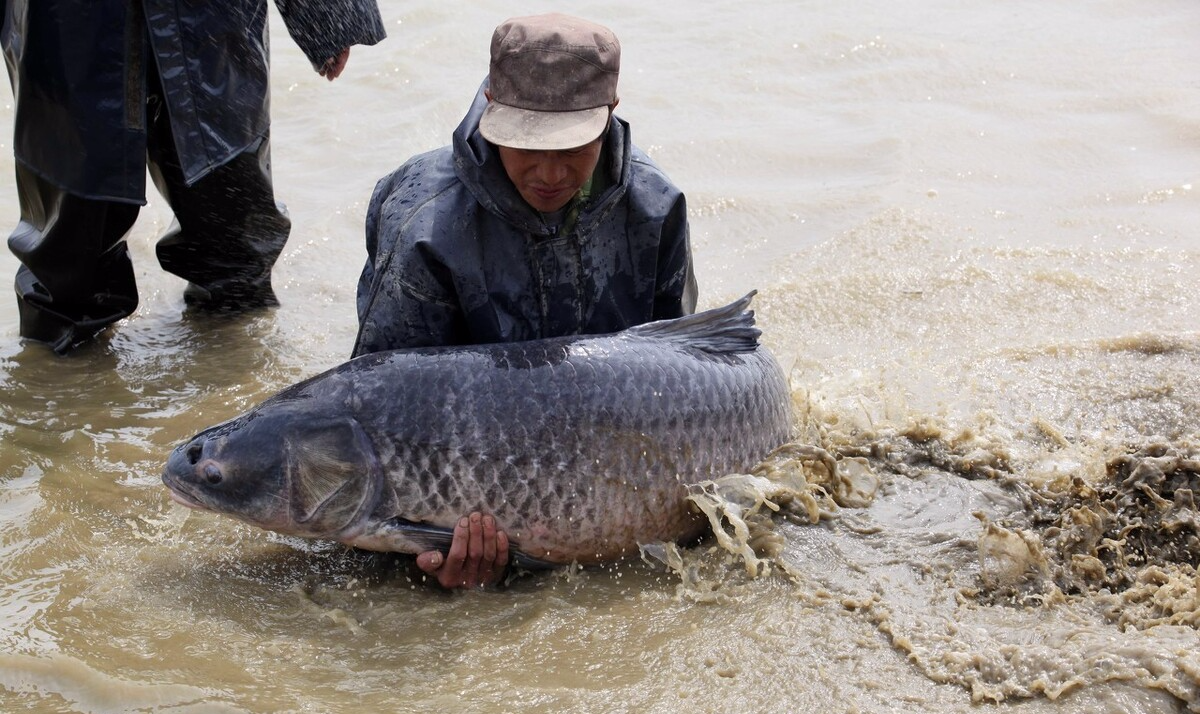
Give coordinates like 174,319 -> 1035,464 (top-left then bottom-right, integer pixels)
654,191 -> 699,319
275,0 -> 386,70
353,162 -> 468,356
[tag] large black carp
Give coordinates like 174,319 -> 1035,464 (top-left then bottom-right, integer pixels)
162,293 -> 793,568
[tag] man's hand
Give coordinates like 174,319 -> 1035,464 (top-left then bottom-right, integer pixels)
319,49 -> 351,81
416,512 -> 510,589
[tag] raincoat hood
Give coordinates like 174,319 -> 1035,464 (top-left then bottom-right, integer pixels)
449,81 -> 630,237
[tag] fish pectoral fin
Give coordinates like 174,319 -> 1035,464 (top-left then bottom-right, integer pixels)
385,518 -> 557,571
509,550 -> 557,572
386,518 -> 455,553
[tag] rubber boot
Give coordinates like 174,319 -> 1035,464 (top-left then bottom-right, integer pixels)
6,167 -> 141,354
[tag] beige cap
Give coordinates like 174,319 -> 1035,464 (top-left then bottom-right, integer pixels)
479,13 -> 620,150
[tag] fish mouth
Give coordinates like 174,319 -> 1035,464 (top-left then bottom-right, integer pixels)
161,472 -> 209,511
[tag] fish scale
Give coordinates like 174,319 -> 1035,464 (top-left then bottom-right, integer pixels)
162,293 -> 794,567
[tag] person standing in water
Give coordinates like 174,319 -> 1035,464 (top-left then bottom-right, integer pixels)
2,0 -> 386,354
353,13 -> 698,588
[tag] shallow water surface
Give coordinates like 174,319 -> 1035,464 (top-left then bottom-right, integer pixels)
1,1 -> 1198,712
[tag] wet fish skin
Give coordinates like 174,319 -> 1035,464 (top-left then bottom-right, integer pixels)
162,293 -> 794,566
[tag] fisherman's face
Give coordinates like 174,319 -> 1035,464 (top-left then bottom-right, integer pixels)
497,139 -> 603,213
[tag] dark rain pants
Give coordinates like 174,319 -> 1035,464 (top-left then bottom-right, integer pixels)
7,58 -> 290,354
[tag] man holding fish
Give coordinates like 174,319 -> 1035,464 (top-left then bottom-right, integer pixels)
353,13 -> 698,587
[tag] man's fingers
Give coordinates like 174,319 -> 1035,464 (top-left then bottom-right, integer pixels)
319,49 -> 351,81
486,530 -> 510,584
481,515 -> 498,564
415,550 -> 443,574
416,513 -> 510,589
446,517 -> 469,561
432,517 -> 470,588
463,513 -> 485,587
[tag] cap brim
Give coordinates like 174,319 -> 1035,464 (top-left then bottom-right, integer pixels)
479,102 -> 609,151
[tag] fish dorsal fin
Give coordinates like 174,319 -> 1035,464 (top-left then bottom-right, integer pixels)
626,291 -> 761,354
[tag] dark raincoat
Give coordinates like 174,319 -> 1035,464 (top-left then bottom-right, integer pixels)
1,0 -> 386,203
352,85 -> 698,357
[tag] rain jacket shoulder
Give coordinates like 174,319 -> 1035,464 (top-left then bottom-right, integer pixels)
1,0 -> 385,204
352,85 -> 698,357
